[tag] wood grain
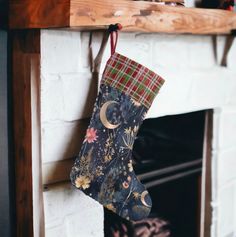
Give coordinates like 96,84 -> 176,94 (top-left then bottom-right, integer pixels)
9,0 -> 236,34
12,30 -> 42,237
70,0 -> 236,34
9,0 -> 70,29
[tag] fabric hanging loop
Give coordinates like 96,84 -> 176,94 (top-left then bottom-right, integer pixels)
108,23 -> 122,55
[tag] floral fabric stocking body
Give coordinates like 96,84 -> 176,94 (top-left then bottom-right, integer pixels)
70,52 -> 165,221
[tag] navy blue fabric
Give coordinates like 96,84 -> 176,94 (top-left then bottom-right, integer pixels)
70,84 -> 152,221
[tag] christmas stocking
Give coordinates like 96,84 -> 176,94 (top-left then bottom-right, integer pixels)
70,26 -> 165,221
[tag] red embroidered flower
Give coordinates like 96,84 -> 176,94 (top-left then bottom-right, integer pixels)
84,128 -> 98,143
122,181 -> 129,189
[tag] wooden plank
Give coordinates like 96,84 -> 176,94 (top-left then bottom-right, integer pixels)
9,0 -> 70,29
197,174 -> 202,237
9,0 -> 236,34
12,30 -> 33,237
12,29 -> 44,237
200,109 -> 213,237
70,0 -> 236,34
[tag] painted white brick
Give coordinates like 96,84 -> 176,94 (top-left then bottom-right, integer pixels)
147,68 -> 230,118
80,32 -> 92,70
226,75 -> 236,106
218,109 -> 236,149
224,233 -> 235,237
98,33 -> 154,71
41,120 -> 88,163
60,73 -> 97,121
218,185 -> 234,236
64,212 -> 103,237
212,108 -> 221,152
41,72 -> 97,122
218,148 -> 236,188
41,75 -> 63,122
147,68 -> 194,118
234,182 -> 236,236
127,34 -> 214,72
153,34 -> 189,69
226,38 -> 236,73
40,30 -> 236,237
152,35 -> 216,70
45,225 -> 66,237
44,183 -> 103,237
188,36 -> 215,69
211,220 -> 218,237
41,73 -> 61,82
187,69 -> 228,109
118,33 -> 153,68
41,30 -> 81,74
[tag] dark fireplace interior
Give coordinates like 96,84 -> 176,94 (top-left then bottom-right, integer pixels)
104,110 -> 206,237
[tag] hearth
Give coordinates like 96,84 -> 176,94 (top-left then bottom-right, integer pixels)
104,110 -> 208,237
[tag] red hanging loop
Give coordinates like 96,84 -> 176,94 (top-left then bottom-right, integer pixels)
108,23 -> 122,55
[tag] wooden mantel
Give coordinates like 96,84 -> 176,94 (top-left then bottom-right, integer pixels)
9,0 -> 236,34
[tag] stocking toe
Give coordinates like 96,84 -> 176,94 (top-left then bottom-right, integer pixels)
120,181 -> 152,221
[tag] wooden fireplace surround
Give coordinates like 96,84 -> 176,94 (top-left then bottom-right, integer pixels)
8,0 -> 236,34
1,0 -> 227,236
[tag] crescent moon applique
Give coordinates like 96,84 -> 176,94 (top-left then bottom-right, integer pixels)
140,191 -> 151,208
99,101 -> 121,129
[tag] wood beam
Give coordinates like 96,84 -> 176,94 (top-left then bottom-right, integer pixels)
9,0 -> 236,34
70,0 -> 236,34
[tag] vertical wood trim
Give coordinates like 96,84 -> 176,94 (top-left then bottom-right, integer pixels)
12,30 -> 43,237
197,174 -> 202,237
31,52 -> 45,237
200,110 -> 213,237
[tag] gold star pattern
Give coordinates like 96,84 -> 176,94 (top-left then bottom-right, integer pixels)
133,192 -> 140,199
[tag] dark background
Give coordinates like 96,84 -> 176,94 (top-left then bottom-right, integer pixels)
0,1 -> 15,235
0,30 -> 11,237
0,31 -> 13,237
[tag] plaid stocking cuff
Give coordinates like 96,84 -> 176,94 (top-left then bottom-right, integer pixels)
101,53 -> 165,109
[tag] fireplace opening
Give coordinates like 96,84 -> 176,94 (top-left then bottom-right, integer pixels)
104,110 -> 208,237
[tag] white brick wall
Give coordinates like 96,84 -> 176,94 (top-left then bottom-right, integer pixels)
41,30 -> 236,237
43,183 -> 103,237
41,30 -> 104,237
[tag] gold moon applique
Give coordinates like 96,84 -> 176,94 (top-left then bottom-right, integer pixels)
140,191 -> 151,208
100,101 -> 121,129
